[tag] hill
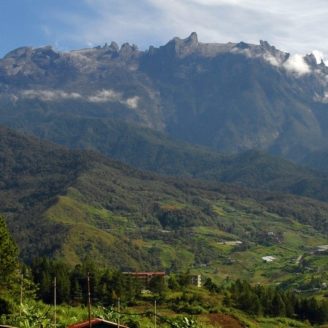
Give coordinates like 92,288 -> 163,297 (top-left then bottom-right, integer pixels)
1,126 -> 328,291
304,150 -> 328,173
5,114 -> 328,202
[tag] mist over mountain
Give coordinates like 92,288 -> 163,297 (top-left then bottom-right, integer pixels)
1,33 -> 328,167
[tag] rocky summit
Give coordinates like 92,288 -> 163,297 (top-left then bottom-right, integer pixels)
1,33 -> 328,165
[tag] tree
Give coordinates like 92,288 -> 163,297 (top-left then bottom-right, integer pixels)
149,276 -> 167,296
0,216 -> 18,284
168,275 -> 179,290
31,258 -> 70,304
271,293 -> 286,317
204,278 -> 220,293
236,290 -> 261,315
0,216 -> 19,315
318,300 -> 328,324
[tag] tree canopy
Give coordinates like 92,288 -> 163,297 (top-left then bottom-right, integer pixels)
0,216 -> 18,284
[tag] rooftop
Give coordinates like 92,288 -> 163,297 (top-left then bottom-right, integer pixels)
67,318 -> 128,328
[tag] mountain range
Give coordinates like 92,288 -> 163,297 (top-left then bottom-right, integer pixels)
1,34 -> 328,280
1,33 -> 328,167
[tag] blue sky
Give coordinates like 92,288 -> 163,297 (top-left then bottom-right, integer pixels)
1,0 -> 328,59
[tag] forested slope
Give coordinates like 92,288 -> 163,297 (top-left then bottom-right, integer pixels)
1,127 -> 328,284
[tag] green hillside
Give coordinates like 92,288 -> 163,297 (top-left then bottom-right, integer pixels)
1,126 -> 328,294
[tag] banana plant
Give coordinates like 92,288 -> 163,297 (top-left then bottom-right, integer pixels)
169,316 -> 200,328
6,301 -> 52,328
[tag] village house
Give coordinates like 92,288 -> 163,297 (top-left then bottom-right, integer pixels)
123,271 -> 165,287
67,318 -> 129,328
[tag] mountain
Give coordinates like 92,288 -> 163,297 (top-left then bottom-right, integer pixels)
5,113 -> 328,203
304,150 -> 328,173
0,126 -> 91,259
1,126 -> 328,289
1,33 -> 328,165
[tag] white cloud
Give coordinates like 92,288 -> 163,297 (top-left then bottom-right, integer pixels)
22,90 -> 82,101
20,88 -> 139,109
314,92 -> 328,103
263,53 -> 280,67
45,0 -> 328,57
125,96 -> 140,109
88,89 -> 122,103
312,50 -> 328,66
283,54 -> 311,75
88,89 -> 139,108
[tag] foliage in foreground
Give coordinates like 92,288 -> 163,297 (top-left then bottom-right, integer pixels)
0,301 -> 202,328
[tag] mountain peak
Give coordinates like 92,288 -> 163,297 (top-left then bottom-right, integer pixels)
119,43 -> 139,59
109,41 -> 119,52
163,32 -> 200,57
235,41 -> 251,50
3,46 -> 33,59
259,40 -> 275,51
186,32 -> 198,44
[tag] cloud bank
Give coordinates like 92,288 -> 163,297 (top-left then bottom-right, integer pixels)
88,89 -> 140,108
88,89 -> 121,103
21,88 -> 139,109
22,90 -> 81,101
283,54 -> 311,75
312,50 -> 328,66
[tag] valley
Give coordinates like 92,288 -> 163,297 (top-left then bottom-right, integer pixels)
1,127 -> 328,294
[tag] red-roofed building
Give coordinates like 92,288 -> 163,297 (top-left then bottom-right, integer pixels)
123,271 -> 165,286
67,318 -> 128,328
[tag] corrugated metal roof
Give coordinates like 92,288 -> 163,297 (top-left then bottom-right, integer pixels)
67,318 -> 129,328
123,272 -> 165,276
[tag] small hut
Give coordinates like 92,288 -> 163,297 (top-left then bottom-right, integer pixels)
67,318 -> 129,328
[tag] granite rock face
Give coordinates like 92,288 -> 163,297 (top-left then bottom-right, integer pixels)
1,33 -> 328,163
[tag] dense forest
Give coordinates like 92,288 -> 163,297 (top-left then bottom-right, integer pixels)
28,258 -> 328,325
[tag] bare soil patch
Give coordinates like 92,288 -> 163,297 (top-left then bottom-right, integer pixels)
206,313 -> 244,328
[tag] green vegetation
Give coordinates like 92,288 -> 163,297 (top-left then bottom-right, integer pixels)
2,39 -> 328,327
0,215 -> 18,283
1,258 -> 328,327
1,126 -> 328,280
1,127 -> 328,326
223,279 -> 328,323
0,215 -> 19,315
